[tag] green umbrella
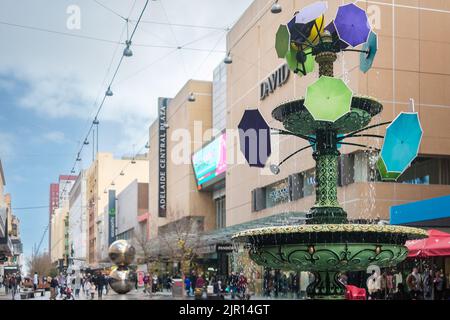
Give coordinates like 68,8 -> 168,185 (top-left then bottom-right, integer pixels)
376,157 -> 401,181
285,47 -> 314,76
304,76 -> 352,122
275,25 -> 290,59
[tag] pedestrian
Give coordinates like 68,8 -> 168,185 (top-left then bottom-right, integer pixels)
423,269 -> 434,300
84,278 -> 92,300
152,274 -> 158,293
74,274 -> 81,298
406,267 -> 423,300
33,272 -> 39,291
367,271 -> 381,300
50,276 -> 59,300
10,274 -> 17,300
190,271 -> 197,296
184,276 -> 191,296
434,270 -> 445,300
96,272 -> 105,300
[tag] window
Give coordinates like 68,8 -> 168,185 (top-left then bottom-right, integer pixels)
303,169 -> 316,197
215,196 -> 226,229
265,179 -> 290,208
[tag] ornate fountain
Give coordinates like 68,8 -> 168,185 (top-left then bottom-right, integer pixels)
233,2 -> 427,299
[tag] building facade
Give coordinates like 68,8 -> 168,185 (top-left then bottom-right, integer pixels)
85,152 -> 149,265
68,170 -> 88,270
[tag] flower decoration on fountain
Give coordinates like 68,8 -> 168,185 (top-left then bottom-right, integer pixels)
234,1 -> 428,300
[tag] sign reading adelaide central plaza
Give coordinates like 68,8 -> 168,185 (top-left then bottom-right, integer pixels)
158,97 -> 171,218
260,63 -> 290,100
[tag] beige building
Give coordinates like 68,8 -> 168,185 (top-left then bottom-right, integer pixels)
224,0 -> 450,227
86,152 -> 149,264
147,80 -> 216,241
50,206 -> 68,265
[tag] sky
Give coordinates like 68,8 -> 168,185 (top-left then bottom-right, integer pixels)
0,0 -> 253,262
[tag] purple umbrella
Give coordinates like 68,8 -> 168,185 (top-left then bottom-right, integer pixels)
334,3 -> 371,47
238,109 -> 271,168
324,21 -> 349,50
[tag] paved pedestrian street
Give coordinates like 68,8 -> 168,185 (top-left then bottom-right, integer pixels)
0,288 -> 191,301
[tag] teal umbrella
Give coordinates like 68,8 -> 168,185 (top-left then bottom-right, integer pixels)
360,31 -> 378,73
275,25 -> 290,59
304,76 -> 352,122
378,112 -> 423,181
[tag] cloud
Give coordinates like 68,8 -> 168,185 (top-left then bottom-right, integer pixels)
0,131 -> 15,160
42,131 -> 66,144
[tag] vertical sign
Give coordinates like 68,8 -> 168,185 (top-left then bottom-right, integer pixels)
108,190 -> 116,245
158,98 -> 171,217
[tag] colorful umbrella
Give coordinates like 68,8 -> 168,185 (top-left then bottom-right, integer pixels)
406,230 -> 450,258
324,21 -> 349,49
360,31 -> 378,73
285,47 -> 314,76
334,3 -> 371,47
238,109 -> 272,168
295,1 -> 328,24
304,76 -> 352,122
376,157 -> 401,181
288,15 -> 324,46
275,25 -> 290,59
378,112 -> 423,179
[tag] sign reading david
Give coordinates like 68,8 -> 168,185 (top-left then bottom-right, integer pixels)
260,64 -> 290,100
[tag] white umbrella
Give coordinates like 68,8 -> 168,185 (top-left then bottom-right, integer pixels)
295,1 -> 328,24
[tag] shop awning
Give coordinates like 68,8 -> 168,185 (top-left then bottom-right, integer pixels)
406,229 -> 450,258
390,194 -> 450,228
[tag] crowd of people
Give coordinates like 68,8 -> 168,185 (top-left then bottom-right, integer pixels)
366,267 -> 447,300
0,270 -> 111,300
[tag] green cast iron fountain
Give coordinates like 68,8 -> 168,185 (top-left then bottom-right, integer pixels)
233,2 -> 427,299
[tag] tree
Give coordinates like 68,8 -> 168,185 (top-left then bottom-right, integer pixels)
26,252 -> 56,277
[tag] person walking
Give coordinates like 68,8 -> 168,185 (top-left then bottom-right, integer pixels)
74,274 -> 81,298
423,269 -> 434,300
367,271 -> 381,300
10,274 -> 17,300
50,277 -> 59,300
96,272 -> 105,300
33,272 -> 39,292
406,267 -> 423,300
184,276 -> 191,297
434,270 -> 445,300
84,278 -> 93,300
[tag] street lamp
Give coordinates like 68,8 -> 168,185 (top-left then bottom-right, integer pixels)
106,86 -> 113,97
271,1 -> 282,14
123,40 -> 133,57
188,92 -> 196,102
224,52 -> 233,64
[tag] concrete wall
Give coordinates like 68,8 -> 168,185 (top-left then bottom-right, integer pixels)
68,171 -> 87,268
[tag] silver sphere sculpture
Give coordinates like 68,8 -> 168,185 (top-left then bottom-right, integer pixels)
108,240 -> 136,294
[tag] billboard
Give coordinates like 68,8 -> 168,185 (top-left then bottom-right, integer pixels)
192,133 -> 227,189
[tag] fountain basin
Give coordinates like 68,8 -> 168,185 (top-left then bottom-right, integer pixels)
232,224 -> 427,272
272,96 -> 383,135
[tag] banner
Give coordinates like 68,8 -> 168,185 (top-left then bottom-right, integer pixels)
158,97 -> 171,217
108,190 -> 116,245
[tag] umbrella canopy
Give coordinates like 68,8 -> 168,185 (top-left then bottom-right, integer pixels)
238,109 -> 272,168
324,21 -> 349,49
304,76 -> 352,122
379,112 -> 423,178
406,230 -> 450,258
295,1 -> 328,24
360,31 -> 378,73
334,3 -> 371,47
275,25 -> 290,58
285,47 -> 314,75
376,157 -> 401,181
288,15 -> 324,46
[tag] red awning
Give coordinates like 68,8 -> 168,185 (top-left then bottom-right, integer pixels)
406,229 -> 450,258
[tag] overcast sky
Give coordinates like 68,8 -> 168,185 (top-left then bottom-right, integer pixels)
0,0 -> 253,262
